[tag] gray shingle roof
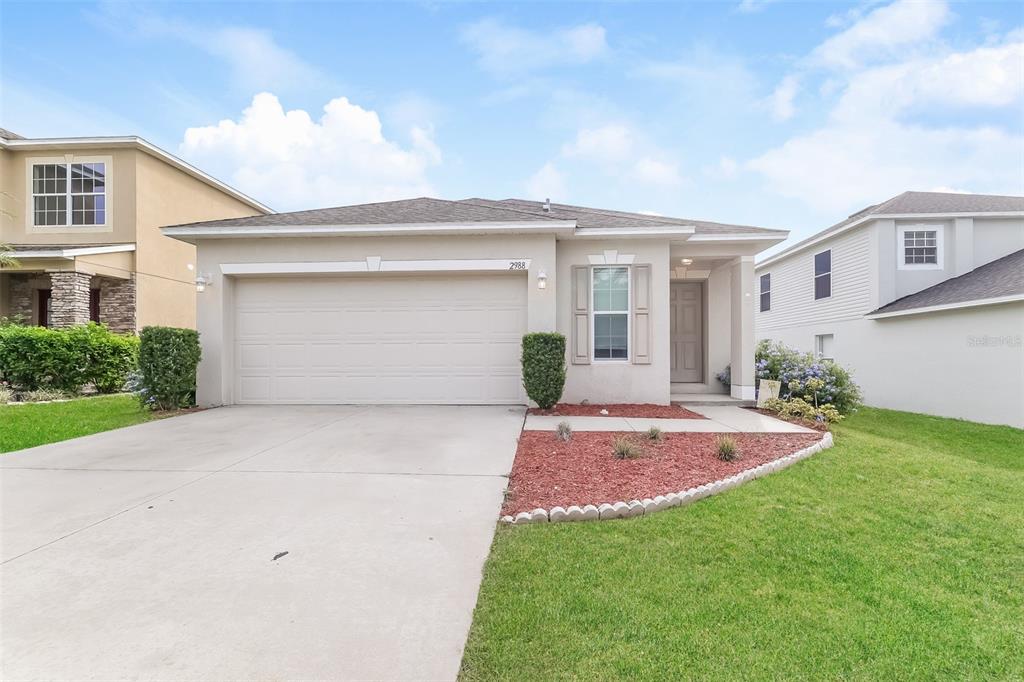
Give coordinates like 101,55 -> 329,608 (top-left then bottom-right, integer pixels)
869,249 -> 1024,315
166,196 -> 786,235
9,243 -> 129,253
0,127 -> 24,140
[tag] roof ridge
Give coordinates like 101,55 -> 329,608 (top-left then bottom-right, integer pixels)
457,198 -> 562,221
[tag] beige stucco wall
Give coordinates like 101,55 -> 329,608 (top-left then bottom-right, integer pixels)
555,239 -> 672,404
0,147 -> 138,246
134,152 -> 263,330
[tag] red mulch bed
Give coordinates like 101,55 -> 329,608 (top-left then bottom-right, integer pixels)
503,430 -> 823,515
528,403 -> 707,419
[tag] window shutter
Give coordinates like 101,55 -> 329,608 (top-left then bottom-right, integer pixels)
632,264 -> 652,365
571,265 -> 590,364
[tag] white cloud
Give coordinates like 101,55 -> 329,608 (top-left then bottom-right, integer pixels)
91,6 -> 323,93
704,156 -> 740,180
747,120 -> 1020,211
736,0 -> 779,13
460,19 -> 608,75
833,41 -> 1024,122
180,93 -> 440,211
561,124 -> 636,163
766,74 -> 800,121
632,158 -> 683,186
525,162 -> 567,200
811,0 -> 950,70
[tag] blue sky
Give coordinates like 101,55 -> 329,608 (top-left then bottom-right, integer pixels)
2,0 -> 1021,247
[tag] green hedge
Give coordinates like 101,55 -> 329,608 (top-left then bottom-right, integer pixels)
138,326 -> 201,410
0,323 -> 138,394
521,332 -> 566,409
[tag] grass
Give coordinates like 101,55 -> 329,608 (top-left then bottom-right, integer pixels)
0,394 -> 154,453
460,408 -> 1024,681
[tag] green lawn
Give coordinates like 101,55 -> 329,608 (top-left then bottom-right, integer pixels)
461,408 -> 1024,681
0,395 -> 153,453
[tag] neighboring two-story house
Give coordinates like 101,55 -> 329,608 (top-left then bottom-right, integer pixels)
0,128 -> 270,332
756,191 -> 1024,429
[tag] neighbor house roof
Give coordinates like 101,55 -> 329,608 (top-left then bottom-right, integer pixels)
164,196 -> 787,237
0,133 -> 271,214
867,249 -> 1024,318
759,191 -> 1024,269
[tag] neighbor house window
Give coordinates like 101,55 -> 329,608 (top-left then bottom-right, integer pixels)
31,162 -> 107,227
815,333 -> 835,360
899,226 -> 942,269
592,266 -> 629,360
759,273 -> 771,312
814,250 -> 831,300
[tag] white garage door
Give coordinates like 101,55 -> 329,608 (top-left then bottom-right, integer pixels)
233,274 -> 527,404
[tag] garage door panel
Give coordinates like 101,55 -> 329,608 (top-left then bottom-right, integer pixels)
233,275 -> 527,404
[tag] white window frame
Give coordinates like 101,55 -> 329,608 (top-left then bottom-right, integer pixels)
759,272 -> 771,312
814,333 -> 835,361
590,265 -> 630,363
25,155 -> 113,233
897,224 -> 944,271
813,249 -> 832,301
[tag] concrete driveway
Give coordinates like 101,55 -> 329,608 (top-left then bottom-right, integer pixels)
0,405 -> 525,681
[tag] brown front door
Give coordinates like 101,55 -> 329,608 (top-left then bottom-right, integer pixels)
670,282 -> 703,382
37,289 -> 52,327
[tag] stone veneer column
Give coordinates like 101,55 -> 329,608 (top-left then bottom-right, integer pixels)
7,274 -> 35,323
97,274 -> 137,334
49,271 -> 93,328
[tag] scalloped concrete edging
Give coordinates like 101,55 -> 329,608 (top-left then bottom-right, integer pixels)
501,431 -> 833,525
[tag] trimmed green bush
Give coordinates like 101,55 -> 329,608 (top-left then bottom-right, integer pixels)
521,332 -> 566,410
0,323 -> 139,394
138,326 -> 201,410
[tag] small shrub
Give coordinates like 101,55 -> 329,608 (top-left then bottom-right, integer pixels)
555,421 -> 573,442
612,435 -> 643,460
521,332 -> 566,410
716,435 -> 739,461
646,426 -> 663,442
0,383 -> 13,404
138,326 -> 201,410
763,396 -> 843,425
22,387 -> 68,403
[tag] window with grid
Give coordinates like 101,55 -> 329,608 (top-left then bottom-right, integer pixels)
903,229 -> 938,265
814,250 -> 831,300
592,266 -> 629,360
759,273 -> 771,312
32,162 -> 106,226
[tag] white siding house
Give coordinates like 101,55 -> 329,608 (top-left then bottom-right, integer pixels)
756,192 -> 1024,429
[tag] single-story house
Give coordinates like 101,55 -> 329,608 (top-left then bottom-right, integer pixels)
162,198 -> 787,407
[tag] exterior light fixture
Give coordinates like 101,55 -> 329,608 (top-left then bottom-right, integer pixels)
195,274 -> 211,293
537,271 -> 548,289
680,258 -> 694,266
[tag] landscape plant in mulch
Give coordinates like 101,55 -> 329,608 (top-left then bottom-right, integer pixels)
502,430 -> 822,515
528,403 -> 708,419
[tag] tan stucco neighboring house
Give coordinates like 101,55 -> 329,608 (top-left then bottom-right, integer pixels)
0,128 -> 271,332
161,197 -> 787,407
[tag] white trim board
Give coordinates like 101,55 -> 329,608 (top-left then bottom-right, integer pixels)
219,258 -> 533,276
9,244 -> 136,259
866,294 -> 1024,319
165,221 -> 575,241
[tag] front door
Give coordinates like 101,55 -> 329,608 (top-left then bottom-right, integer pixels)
670,282 -> 703,382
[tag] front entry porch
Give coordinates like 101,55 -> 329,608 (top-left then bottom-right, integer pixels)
0,245 -> 137,332
668,253 -> 757,403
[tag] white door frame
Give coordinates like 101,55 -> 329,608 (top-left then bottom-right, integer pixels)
670,280 -> 705,383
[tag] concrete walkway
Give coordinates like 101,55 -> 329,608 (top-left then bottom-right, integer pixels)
524,405 -> 815,433
0,405 -> 524,681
